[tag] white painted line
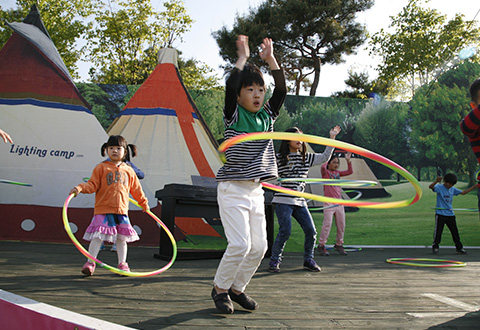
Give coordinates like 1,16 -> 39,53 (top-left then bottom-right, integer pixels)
407,312 -> 469,318
422,293 -> 479,312
0,290 -> 135,330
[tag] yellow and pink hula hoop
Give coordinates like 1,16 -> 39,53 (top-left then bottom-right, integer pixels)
219,132 -> 422,209
386,258 -> 466,268
63,194 -> 177,277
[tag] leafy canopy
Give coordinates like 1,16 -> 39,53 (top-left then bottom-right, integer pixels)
213,0 -> 373,96
369,0 -> 480,100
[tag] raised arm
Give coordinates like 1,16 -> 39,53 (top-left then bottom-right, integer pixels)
259,37 -> 279,71
460,184 -> 478,195
429,176 -> 442,191
235,35 -> 250,70
338,152 -> 353,177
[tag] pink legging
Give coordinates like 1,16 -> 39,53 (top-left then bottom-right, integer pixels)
318,205 -> 345,246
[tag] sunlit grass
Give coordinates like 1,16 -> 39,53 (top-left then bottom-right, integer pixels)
175,181 -> 480,252
283,181 -> 480,251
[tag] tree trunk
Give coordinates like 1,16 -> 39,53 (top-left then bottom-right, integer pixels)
417,167 -> 421,181
309,57 -> 321,96
295,78 -> 301,95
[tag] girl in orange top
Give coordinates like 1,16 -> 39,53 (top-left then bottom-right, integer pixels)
70,135 -> 148,276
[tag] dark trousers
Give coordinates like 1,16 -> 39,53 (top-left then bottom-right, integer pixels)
432,214 -> 463,250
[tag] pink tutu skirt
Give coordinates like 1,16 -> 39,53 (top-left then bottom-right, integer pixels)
83,214 -> 139,243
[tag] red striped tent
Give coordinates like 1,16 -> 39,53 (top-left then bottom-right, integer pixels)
108,48 -> 223,239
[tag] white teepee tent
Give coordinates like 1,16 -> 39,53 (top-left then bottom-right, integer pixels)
0,5 -> 108,242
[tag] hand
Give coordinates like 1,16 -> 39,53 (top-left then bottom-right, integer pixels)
0,128 -> 12,143
69,188 -> 79,197
236,35 -> 250,61
259,37 -> 274,62
436,176 -> 442,183
329,125 -> 341,139
345,152 -> 352,162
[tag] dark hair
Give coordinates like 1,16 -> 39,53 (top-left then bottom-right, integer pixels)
470,79 -> 480,103
101,135 -> 137,162
444,173 -> 457,185
278,127 -> 306,166
237,63 -> 265,96
327,154 -> 339,169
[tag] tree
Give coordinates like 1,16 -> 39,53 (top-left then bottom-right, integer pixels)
288,98 -> 351,151
409,61 -> 480,184
332,70 -> 390,99
369,0 -> 480,100
213,0 -> 373,96
178,57 -> 222,91
87,0 -> 193,85
354,100 -> 411,179
0,0 -> 95,79
189,89 -> 224,142
77,83 -> 121,129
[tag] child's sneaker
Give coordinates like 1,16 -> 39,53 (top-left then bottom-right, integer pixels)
81,262 -> 95,276
317,245 -> 330,256
268,259 -> 280,273
432,247 -> 439,254
228,288 -> 258,310
456,248 -> 467,255
334,244 -> 348,255
303,258 -> 321,272
118,262 -> 130,272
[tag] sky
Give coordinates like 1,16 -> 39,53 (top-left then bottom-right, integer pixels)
2,0 -> 479,96
174,0 -> 478,96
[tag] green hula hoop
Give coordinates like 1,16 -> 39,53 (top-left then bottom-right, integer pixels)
386,258 -> 466,268
326,246 -> 362,252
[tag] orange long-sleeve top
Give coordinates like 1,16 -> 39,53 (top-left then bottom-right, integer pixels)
75,161 -> 149,215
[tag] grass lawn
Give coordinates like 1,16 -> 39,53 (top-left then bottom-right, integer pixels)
282,181 -> 480,252
176,181 -> 480,252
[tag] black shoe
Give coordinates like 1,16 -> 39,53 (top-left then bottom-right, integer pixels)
432,247 -> 439,255
211,287 -> 234,314
456,248 -> 467,255
228,288 -> 258,310
303,258 -> 321,272
268,259 -> 280,273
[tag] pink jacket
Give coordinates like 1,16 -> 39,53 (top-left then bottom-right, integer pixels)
321,161 -> 353,199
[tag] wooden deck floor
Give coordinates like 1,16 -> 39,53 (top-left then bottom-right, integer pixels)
1,240 -> 480,329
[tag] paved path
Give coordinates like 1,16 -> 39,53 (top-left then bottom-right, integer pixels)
1,241 -> 479,329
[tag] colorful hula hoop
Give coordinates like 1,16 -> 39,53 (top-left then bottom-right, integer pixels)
219,132 -> 422,209
308,190 -> 362,211
0,179 -> 32,186
431,207 -> 479,212
386,258 -> 466,268
279,178 -> 377,187
62,194 -> 177,277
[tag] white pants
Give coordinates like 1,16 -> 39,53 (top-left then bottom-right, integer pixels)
214,181 -> 267,292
